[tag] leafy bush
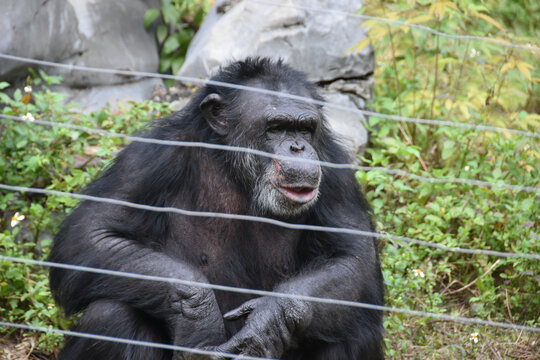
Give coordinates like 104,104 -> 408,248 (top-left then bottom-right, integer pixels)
356,0 -> 539,358
1,1 -> 539,358
0,72 -> 174,356
144,0 -> 212,76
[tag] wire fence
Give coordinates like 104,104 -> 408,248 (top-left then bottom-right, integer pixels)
1,114 -> 538,194
0,321 -> 270,360
1,53 -> 539,140
1,255 -> 538,334
2,183 -> 539,260
1,0 -> 539,356
246,0 -> 540,52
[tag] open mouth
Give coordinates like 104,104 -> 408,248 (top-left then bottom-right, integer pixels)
277,185 -> 318,204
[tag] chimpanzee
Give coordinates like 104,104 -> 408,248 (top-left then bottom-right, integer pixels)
49,58 -> 384,360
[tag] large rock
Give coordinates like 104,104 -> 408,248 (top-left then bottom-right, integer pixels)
179,0 -> 374,155
0,0 -> 162,111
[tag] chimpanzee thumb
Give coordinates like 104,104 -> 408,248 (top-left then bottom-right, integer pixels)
223,298 -> 259,320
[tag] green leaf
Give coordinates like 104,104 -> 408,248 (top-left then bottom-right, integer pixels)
162,36 -> 181,55
425,215 -> 445,227
0,81 -> 10,90
194,7 -> 205,26
441,140 -> 455,160
520,197 -> 534,211
157,24 -> 168,44
15,139 -> 28,149
144,8 -> 160,30
0,93 -> 11,103
95,110 -> 108,124
13,89 -> 22,101
171,57 -> 185,75
39,70 -> 63,85
178,28 -> 195,45
159,56 -> 172,73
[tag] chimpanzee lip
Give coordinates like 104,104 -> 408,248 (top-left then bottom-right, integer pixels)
276,184 -> 318,204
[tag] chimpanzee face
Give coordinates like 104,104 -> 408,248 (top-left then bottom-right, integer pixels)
240,91 -> 322,218
200,85 -> 323,218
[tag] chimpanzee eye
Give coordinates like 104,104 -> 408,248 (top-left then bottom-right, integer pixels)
299,126 -> 314,135
267,124 -> 286,134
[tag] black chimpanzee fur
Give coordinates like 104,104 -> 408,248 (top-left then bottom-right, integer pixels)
49,58 -> 384,360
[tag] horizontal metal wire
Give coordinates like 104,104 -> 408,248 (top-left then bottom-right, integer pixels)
0,321 -> 271,360
1,183 -> 538,260
1,53 -> 539,140
1,255 -> 539,333
2,114 -> 539,194
2,5 -> 539,354
246,0 -> 540,52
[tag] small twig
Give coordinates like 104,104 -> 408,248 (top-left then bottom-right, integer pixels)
444,40 -> 471,122
429,20 -> 442,120
441,279 -> 459,295
446,259 -> 501,295
23,337 -> 36,360
505,289 -> 515,321
380,6 -> 413,145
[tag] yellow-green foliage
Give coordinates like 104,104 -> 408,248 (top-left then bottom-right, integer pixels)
356,0 -> 539,358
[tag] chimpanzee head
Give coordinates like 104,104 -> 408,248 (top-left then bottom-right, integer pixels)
200,58 -> 325,218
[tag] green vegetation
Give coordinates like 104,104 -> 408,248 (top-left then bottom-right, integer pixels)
0,72 -> 175,356
144,0 -> 212,77
356,0 -> 539,358
0,0 -> 538,358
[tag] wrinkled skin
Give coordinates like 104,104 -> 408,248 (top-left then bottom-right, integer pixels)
216,297 -> 312,358
49,58 -> 384,360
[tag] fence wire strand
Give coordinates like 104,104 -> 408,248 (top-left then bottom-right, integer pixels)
0,321 -> 272,360
1,114 -> 539,194
1,255 -> 539,333
1,3 -> 539,355
1,53 -> 539,140
1,183 -> 539,260
246,0 -> 540,52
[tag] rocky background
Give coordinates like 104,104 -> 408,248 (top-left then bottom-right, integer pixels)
0,0 -> 374,154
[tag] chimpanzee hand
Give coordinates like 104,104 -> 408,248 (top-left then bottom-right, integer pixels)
214,296 -> 312,358
171,283 -> 227,360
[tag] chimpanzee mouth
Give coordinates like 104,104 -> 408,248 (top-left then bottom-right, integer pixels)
276,185 -> 318,204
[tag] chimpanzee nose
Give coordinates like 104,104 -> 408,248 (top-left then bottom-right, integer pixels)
290,142 -> 305,153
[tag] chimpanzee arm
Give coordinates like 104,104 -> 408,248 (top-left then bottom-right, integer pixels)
49,202 -> 227,348
217,237 -> 382,357
275,242 -> 383,338
216,174 -> 383,357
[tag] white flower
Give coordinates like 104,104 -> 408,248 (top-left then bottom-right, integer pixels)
412,268 -> 425,278
469,332 -> 479,343
24,85 -> 32,93
48,303 -> 55,310
470,48 -> 480,58
22,113 -> 35,122
464,166 -> 470,171
11,212 -> 25,227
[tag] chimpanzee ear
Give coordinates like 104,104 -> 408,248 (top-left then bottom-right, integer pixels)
200,93 -> 228,136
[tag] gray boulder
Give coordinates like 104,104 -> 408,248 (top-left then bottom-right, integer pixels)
0,0 -> 162,111
179,0 -> 374,154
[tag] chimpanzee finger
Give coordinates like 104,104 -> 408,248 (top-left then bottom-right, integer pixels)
214,336 -> 244,359
223,299 -> 258,320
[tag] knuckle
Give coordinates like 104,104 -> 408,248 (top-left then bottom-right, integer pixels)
281,298 -> 311,330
